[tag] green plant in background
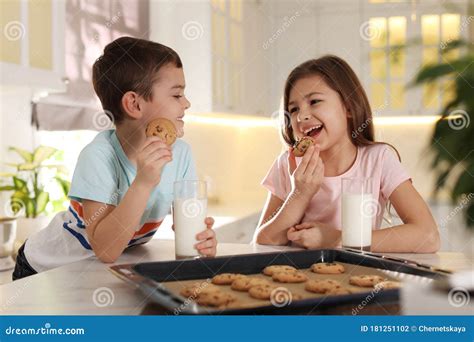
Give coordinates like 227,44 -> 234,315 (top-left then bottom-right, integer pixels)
0,146 -> 70,218
412,39 -> 474,229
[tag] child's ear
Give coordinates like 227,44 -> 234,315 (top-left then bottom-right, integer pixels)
346,107 -> 352,118
121,91 -> 143,120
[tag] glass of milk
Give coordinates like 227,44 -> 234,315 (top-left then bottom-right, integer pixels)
341,178 -> 374,251
173,180 -> 207,259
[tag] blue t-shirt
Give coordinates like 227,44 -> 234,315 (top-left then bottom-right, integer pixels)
69,130 -> 197,227
24,130 -> 197,272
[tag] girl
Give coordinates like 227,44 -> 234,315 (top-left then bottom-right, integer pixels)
255,55 -> 440,253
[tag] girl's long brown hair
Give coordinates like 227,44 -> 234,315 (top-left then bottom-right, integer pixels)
282,55 -> 400,223
282,55 -> 400,160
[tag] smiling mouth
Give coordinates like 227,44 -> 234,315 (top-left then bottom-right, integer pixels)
303,124 -> 324,138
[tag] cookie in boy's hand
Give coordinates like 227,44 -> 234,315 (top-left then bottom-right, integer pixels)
145,118 -> 177,146
293,136 -> 314,157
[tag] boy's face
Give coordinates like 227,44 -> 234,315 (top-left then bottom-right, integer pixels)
139,64 -> 190,138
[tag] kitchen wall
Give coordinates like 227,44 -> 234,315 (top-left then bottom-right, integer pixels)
182,113 -> 441,216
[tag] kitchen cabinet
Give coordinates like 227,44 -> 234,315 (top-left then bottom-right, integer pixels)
150,0 -> 269,115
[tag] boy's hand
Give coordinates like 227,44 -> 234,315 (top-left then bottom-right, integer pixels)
287,221 -> 340,249
135,136 -> 172,188
289,144 -> 324,199
194,217 -> 217,257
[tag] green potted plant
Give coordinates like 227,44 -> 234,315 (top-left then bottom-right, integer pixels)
412,39 -> 473,254
0,146 -> 70,248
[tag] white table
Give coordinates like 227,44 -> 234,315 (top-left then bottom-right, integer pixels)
0,240 -> 471,315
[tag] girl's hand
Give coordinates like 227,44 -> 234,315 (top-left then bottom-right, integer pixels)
194,217 -> 217,257
287,221 -> 340,249
288,145 -> 324,199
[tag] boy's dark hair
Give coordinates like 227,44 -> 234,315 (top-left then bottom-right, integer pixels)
92,36 -> 182,124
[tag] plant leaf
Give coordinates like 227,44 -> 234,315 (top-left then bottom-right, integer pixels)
12,176 -> 27,191
35,191 -> 49,216
411,63 -> 456,86
26,199 -> 35,218
55,177 -> 71,197
8,147 -> 33,163
17,163 -> 38,171
0,185 -> 15,191
33,146 -> 58,165
41,164 -> 69,175
10,191 -> 28,216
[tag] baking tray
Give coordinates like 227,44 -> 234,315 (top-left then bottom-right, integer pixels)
109,249 -> 449,315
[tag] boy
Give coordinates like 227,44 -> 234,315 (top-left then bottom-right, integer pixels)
13,37 -> 217,280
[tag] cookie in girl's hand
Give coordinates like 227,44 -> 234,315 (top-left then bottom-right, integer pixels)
145,118 -> 177,146
293,136 -> 314,157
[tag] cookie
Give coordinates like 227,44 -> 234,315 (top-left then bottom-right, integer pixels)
325,287 -> 352,295
263,265 -> 297,276
231,277 -> 270,291
305,279 -> 343,294
374,280 -> 401,290
248,284 -> 277,300
145,118 -> 177,145
211,273 -> 246,285
349,275 -> 385,287
180,281 -> 219,298
293,136 -> 314,157
272,270 -> 308,283
311,262 -> 345,274
196,291 -> 236,307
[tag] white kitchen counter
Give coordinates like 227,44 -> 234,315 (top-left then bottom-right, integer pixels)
0,240 -> 471,315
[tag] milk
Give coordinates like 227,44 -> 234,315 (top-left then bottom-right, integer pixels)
341,193 -> 373,250
173,198 -> 207,258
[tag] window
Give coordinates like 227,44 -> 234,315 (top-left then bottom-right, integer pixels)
369,16 -> 407,111
211,0 -> 243,111
365,1 -> 463,115
421,14 -> 460,110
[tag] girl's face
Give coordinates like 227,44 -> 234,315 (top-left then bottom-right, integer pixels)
139,64 -> 190,137
287,75 -> 350,151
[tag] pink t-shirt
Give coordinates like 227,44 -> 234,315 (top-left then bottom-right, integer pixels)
261,144 -> 411,229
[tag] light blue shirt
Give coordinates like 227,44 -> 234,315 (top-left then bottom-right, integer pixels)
69,130 -> 197,226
